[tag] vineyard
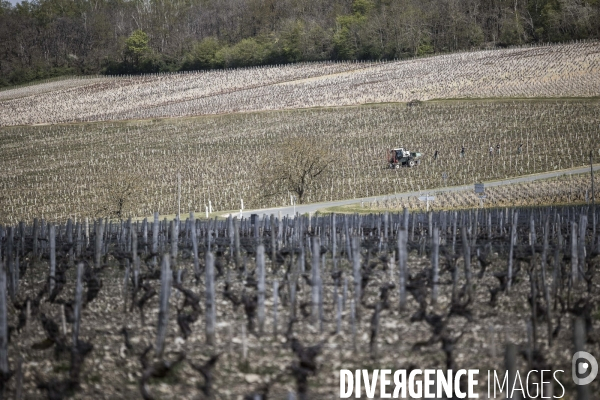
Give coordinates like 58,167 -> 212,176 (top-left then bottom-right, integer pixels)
1,42 -> 599,126
342,173 -> 600,213
0,206 -> 599,399
1,99 -> 599,225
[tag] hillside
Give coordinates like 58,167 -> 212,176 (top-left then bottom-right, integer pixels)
1,99 -> 598,224
2,4 -> 600,399
1,42 -> 599,126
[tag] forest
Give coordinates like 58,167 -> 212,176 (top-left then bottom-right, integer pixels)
1,0 -> 599,87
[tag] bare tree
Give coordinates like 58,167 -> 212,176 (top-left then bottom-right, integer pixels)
96,173 -> 141,219
258,137 -> 335,204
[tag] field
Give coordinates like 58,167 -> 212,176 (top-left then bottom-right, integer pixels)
1,206 -> 599,399
1,42 -> 600,400
1,42 -> 599,126
1,99 -> 599,225
327,173 -> 600,213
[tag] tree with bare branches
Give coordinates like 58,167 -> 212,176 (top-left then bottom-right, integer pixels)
258,137 -> 335,204
96,172 -> 141,219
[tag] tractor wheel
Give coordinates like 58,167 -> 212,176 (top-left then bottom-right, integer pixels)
408,160 -> 416,167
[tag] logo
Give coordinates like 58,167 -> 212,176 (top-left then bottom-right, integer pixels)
572,351 -> 598,385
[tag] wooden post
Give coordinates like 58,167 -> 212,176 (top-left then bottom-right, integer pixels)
133,236 -> 140,291
25,301 -> 30,335
428,212 -> 433,238
0,262 -> 8,376
205,252 -> 216,346
571,222 -> 579,286
32,218 -> 39,260
299,243 -> 305,274
591,151 -> 596,246
170,220 -> 178,266
6,228 -> 13,301
383,211 -> 389,240
177,172 -> 181,221
228,215 -> 234,258
95,220 -> 103,270
311,237 -> 321,326
344,215 -> 351,262
17,221 -> 24,259
461,223 -> 471,295
278,213 -> 283,249
66,218 -> 73,262
152,212 -> 159,265
76,221 -> 82,256
591,151 -> 595,208
541,218 -> 552,347
352,237 -> 361,317
507,210 -> 518,292
256,245 -> 266,335
398,229 -> 407,311
84,217 -> 89,248
530,270 -> 538,353
289,275 -> 297,321
72,263 -> 84,346
578,215 -> 587,282
156,255 -> 171,357
452,211 -> 457,254
234,218 -> 241,270
142,217 -> 148,249
49,224 -> 56,293
61,304 -> 67,336
270,215 -> 277,268
431,228 -> 439,304
190,212 -> 200,278
411,211 -> 416,241
123,258 -> 131,313
529,215 -> 538,350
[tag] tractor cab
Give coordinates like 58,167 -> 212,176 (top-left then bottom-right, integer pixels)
393,148 -> 410,160
388,147 -> 422,168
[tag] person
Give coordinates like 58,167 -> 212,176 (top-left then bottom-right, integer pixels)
517,143 -> 523,154
460,146 -> 465,157
434,150 -> 439,160
489,146 -> 494,156
496,144 -> 501,154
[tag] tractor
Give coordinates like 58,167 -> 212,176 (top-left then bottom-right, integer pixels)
388,148 -> 422,168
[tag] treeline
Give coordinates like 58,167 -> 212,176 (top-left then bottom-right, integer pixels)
1,0 -> 599,87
